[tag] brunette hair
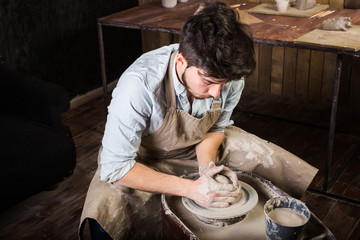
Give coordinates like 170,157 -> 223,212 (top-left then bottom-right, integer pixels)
179,1 -> 256,81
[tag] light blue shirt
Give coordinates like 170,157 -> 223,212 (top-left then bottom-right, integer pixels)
100,44 -> 244,182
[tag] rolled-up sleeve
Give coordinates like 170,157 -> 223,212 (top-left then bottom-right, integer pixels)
100,74 -> 152,183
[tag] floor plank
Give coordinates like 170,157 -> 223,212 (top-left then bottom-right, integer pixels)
323,201 -> 360,240
331,150 -> 360,200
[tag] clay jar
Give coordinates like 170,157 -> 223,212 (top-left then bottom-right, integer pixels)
162,0 -> 177,8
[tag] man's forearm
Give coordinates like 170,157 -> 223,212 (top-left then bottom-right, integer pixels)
112,162 -> 194,197
196,131 -> 224,169
112,135 -> 239,207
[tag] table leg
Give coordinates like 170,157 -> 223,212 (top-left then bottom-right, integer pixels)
97,23 -> 109,106
323,53 -> 342,192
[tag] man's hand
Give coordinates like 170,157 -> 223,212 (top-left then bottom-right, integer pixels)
190,162 -> 240,208
199,162 -> 240,188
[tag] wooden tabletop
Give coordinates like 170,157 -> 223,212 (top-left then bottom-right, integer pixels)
98,0 -> 360,53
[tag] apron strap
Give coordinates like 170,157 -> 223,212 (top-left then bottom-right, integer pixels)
165,51 -> 178,111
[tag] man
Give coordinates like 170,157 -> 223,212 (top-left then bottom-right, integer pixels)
80,2 -> 318,239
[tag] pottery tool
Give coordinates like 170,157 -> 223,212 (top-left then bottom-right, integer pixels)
230,3 -> 246,8
309,10 -> 335,19
182,180 -> 258,226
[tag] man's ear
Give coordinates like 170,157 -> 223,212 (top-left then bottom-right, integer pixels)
176,52 -> 188,70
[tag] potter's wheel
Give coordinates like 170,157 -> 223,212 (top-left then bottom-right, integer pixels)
182,181 -> 258,225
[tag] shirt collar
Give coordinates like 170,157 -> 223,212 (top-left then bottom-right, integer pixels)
172,52 -> 187,97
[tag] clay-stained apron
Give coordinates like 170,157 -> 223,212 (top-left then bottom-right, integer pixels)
79,51 -> 221,239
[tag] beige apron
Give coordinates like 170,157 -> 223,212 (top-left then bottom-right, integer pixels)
79,51 -> 318,239
79,51 -> 221,239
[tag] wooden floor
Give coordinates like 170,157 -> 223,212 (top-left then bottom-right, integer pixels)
0,90 -> 359,240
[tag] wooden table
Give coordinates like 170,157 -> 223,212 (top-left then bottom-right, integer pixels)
97,0 -> 360,195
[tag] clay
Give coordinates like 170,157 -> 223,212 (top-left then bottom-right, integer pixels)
267,208 -> 308,227
214,174 -> 231,184
214,174 -> 242,204
321,17 -> 352,31
264,197 -> 282,212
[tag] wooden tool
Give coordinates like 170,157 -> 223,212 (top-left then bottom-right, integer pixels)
309,10 -> 335,19
230,3 -> 246,8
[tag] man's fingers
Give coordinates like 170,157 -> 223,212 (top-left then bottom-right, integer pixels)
226,173 -> 239,187
209,180 -> 237,192
195,164 -> 242,209
208,189 -> 239,198
208,196 -> 238,208
207,164 -> 224,177
221,167 -> 239,188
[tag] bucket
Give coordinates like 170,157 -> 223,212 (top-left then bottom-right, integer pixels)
264,196 -> 310,240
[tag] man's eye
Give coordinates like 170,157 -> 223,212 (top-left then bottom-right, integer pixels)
203,79 -> 213,85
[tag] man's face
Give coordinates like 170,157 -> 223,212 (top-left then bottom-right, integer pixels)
180,67 -> 226,99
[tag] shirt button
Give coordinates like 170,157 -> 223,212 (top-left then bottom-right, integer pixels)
183,100 -> 187,105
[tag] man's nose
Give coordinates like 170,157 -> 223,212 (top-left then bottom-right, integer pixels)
209,84 -> 222,98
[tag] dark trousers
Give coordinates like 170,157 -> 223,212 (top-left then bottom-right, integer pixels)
88,218 -> 113,240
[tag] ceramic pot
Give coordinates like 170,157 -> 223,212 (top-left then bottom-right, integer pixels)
162,0 -> 177,8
